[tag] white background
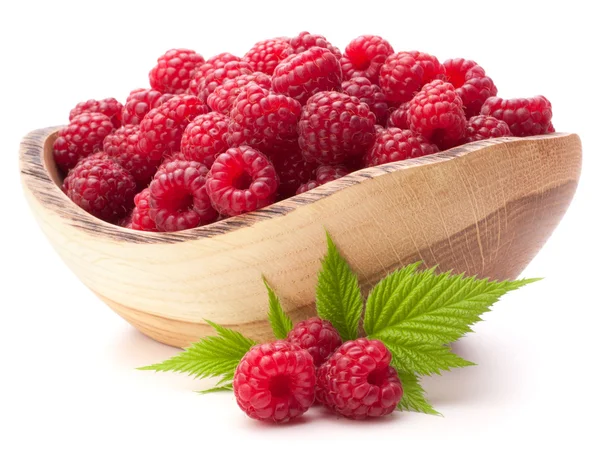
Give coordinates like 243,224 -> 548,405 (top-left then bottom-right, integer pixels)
1,1 -> 599,453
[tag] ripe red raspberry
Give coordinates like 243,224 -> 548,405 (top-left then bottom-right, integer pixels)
365,127 -> 438,167
148,160 -> 217,232
62,154 -> 136,223
187,53 -> 241,96
180,112 -> 230,168
408,80 -> 467,149
103,125 -> 158,188
272,47 -> 342,105
53,113 -> 114,173
206,146 -> 279,216
243,38 -> 293,76
138,95 -> 210,162
340,35 -> 394,84
463,115 -> 512,143
207,52 -> 241,65
380,51 -> 444,104
316,338 -> 403,419
121,89 -> 174,126
341,77 -> 389,125
386,102 -> 410,129
298,91 -> 376,164
295,180 -> 319,195
233,341 -> 316,423
289,31 -> 342,59
547,122 -> 555,133
149,48 -> 205,94
443,58 -> 497,118
130,188 -> 158,232
286,317 -> 343,367
69,98 -> 123,129
228,84 -> 302,158
315,164 -> 349,184
272,148 -> 317,199
207,72 -> 271,115
194,60 -> 254,102
480,96 -> 553,137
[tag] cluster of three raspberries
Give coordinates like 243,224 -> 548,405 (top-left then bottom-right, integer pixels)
53,33 -> 554,232
236,317 -> 402,422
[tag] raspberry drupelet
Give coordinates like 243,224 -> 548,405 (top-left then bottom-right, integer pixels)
316,338 -> 403,419
243,38 -> 293,76
480,96 -> 553,137
289,31 -> 342,59
207,72 -> 272,115
443,58 -> 497,118
148,160 -> 217,232
408,80 -> 467,150
298,91 -> 376,164
62,154 -> 137,223
286,317 -> 343,367
180,112 -> 230,168
233,341 -> 316,423
121,89 -> 174,126
149,48 -> 205,94
339,35 -> 394,84
53,113 -> 115,173
365,128 -> 438,167
341,77 -> 389,125
69,98 -> 123,129
463,115 -> 512,143
206,146 -> 279,216
272,47 -> 343,105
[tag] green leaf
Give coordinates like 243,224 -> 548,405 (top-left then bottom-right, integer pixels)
138,320 -> 255,380
364,266 -> 540,345
264,278 -> 293,339
197,384 -> 233,394
315,232 -> 364,341
395,370 -> 440,415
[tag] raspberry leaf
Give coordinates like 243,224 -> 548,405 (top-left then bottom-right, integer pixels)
264,278 -> 294,339
396,370 -> 440,416
138,320 -> 256,386
315,232 -> 364,341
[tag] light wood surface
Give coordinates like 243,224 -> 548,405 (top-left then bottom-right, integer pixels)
20,128 -> 582,347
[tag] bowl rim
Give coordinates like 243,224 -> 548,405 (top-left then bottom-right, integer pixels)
20,127 -> 574,244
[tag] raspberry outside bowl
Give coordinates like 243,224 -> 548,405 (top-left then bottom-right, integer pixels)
20,128 -> 581,347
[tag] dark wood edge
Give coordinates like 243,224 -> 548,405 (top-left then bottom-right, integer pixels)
19,127 -> 580,245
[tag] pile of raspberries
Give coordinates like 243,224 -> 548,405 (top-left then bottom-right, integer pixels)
54,33 -> 554,232
234,317 -> 402,422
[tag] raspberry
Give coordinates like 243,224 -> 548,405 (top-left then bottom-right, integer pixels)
272,147 -> 317,199
138,95 -> 210,162
315,165 -> 349,184
121,89 -> 174,126
103,125 -> 158,188
243,38 -> 293,76
207,52 -> 241,65
149,48 -> 205,94
408,80 -> 467,149
62,155 -> 136,223
298,91 -> 376,164
206,146 -> 279,216
289,31 -> 342,59
365,127 -> 438,167
233,341 -> 316,423
443,59 -> 497,118
207,72 -> 272,115
130,188 -> 158,232
286,317 -> 343,367
180,112 -> 230,168
339,35 -> 394,84
463,115 -> 512,143
386,102 -> 410,129
187,53 -> 240,95
316,338 -> 403,419
69,98 -> 123,129
480,96 -> 553,137
228,84 -> 302,158
194,60 -> 254,102
53,113 -> 114,173
148,160 -> 217,232
295,180 -> 319,195
272,47 -> 342,105
380,51 -> 444,104
547,122 -> 555,133
341,77 -> 389,125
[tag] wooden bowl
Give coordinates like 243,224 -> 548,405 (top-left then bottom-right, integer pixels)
20,128 -> 582,347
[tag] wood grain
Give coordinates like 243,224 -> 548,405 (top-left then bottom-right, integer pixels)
20,128 -> 582,347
